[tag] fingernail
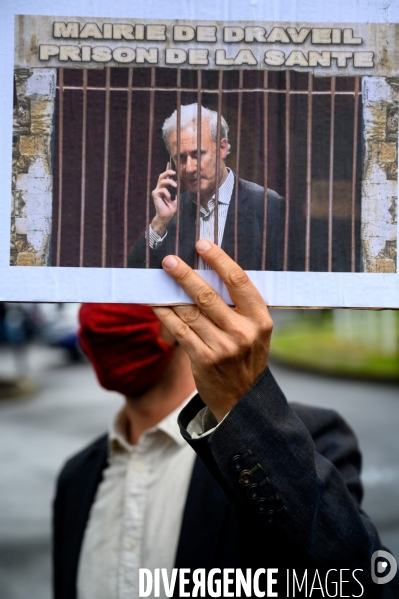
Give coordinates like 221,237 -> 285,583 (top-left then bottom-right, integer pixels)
196,239 -> 211,252
163,255 -> 178,269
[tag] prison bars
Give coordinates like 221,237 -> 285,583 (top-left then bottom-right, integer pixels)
55,68 -> 361,272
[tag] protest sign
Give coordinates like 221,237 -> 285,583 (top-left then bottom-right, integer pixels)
1,4 -> 398,306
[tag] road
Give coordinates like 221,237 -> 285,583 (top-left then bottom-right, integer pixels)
0,342 -> 398,599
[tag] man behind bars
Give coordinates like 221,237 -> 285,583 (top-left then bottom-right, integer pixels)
127,103 -> 285,270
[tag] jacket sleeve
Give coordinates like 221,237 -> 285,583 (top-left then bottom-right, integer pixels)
127,233 -> 168,269
178,366 -> 399,598
127,221 -> 177,269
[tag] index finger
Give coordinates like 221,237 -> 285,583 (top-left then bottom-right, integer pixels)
166,161 -> 175,174
159,169 -> 176,180
161,255 -> 240,332
195,240 -> 268,317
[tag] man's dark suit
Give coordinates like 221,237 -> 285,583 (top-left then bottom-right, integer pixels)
53,368 -> 398,598
127,177 -> 285,270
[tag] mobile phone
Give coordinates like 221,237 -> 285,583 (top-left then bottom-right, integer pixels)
168,155 -> 177,200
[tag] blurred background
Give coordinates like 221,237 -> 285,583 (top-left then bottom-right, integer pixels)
0,303 -> 398,599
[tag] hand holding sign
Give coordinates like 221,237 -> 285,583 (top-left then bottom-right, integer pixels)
153,240 -> 273,422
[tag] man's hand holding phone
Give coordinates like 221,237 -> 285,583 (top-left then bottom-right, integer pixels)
151,161 -> 178,237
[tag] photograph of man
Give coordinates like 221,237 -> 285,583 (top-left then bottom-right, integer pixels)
128,104 -> 285,270
53,242 -> 398,599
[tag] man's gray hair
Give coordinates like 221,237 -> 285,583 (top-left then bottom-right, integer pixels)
162,103 -> 230,154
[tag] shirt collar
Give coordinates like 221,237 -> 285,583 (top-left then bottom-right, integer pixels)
193,168 -> 235,212
108,390 -> 197,454
212,167 -> 234,205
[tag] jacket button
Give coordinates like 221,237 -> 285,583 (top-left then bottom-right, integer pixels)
230,455 -> 244,472
247,484 -> 260,500
256,498 -> 267,513
238,470 -> 253,486
266,510 -> 275,524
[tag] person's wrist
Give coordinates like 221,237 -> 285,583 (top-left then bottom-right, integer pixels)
151,215 -> 170,237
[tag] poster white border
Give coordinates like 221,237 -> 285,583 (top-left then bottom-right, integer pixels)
1,0 -> 399,307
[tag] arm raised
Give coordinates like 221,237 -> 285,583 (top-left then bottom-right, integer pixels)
153,239 -> 273,422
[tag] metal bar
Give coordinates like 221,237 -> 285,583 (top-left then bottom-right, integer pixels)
58,84 -> 361,96
328,77 -> 336,273
214,70 -> 223,246
174,69 -> 182,257
261,71 -> 269,271
79,69 -> 88,267
56,68 -> 64,267
283,71 -> 291,271
56,69 -> 363,272
101,67 -> 111,268
145,67 -> 156,268
304,72 -> 313,272
234,71 -> 243,262
195,71 -> 202,269
351,77 -> 360,272
123,68 -> 133,268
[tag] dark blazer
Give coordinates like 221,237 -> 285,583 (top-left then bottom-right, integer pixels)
53,368 -> 398,598
127,177 -> 285,270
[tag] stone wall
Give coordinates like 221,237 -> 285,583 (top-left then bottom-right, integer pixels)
361,77 -> 398,273
11,67 -> 56,266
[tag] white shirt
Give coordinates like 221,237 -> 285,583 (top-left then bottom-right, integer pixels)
77,394 -> 197,599
149,169 -> 235,270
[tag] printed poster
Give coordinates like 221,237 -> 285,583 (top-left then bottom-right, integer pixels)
2,9 -> 399,306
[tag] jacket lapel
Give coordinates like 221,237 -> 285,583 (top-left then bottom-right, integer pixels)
221,176 -> 249,260
177,193 -> 197,266
58,437 -> 108,599
73,443 -> 108,558
174,456 -> 229,572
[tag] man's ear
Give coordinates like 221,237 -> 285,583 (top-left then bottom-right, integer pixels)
220,138 -> 229,160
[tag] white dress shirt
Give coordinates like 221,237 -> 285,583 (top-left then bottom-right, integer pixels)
149,169 -> 235,270
77,394 -> 198,599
